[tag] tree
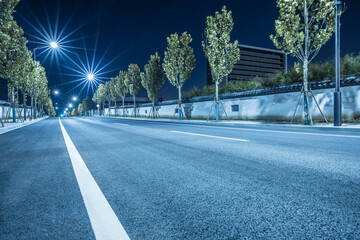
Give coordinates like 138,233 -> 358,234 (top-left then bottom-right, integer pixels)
82,96 -> 92,116
270,0 -> 336,125
105,81 -> 114,116
71,108 -> 78,117
163,32 -> 195,120
0,0 -> 20,71
115,71 -> 129,117
109,77 -> 119,117
93,83 -> 106,116
92,89 -> 100,115
202,6 -> 240,121
124,64 -> 141,118
77,104 -> 84,116
141,52 -> 165,119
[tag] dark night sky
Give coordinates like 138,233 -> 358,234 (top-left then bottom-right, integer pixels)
6,0 -> 360,110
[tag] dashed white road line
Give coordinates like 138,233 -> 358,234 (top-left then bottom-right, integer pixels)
59,118 -> 130,240
171,130 -> 249,142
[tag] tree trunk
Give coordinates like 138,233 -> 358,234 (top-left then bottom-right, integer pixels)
23,93 -> 26,121
122,97 -> 125,117
108,100 -> 111,117
12,88 -> 16,123
152,101 -> 155,119
31,96 -> 33,119
178,86 -> 182,120
215,80 -> 219,122
303,0 -> 310,125
114,100 -> 117,117
34,98 -> 37,119
133,95 -> 136,118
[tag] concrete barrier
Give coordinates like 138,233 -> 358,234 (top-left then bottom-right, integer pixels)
103,85 -> 360,121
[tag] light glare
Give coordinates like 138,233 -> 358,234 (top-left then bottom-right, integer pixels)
50,42 -> 58,49
87,73 -> 94,81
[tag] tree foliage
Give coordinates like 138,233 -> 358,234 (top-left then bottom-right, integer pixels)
115,70 -> 129,100
0,0 -> 55,118
125,64 -> 141,97
270,0 -> 336,64
163,32 -> 195,91
141,52 -> 165,103
202,6 -> 240,85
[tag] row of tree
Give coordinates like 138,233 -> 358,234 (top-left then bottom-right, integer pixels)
93,6 -> 239,120
93,1 -> 338,123
0,0 -> 55,124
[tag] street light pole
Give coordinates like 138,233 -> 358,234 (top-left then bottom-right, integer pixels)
334,1 -> 342,126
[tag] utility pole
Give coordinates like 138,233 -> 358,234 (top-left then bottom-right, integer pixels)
334,1 -> 342,126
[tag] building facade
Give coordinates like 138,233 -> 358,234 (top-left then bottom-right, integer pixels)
207,44 -> 287,85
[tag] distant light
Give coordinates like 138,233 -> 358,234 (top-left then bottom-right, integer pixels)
60,114 -> 64,117
54,90 -> 59,95
55,102 -> 58,105
55,107 -> 58,110
87,73 -> 94,81
72,97 -> 77,101
68,103 -> 73,108
50,42 -> 58,49
96,104 -> 100,108
65,108 -> 68,111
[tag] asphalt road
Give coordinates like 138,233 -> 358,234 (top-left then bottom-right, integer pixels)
1,117 -> 359,239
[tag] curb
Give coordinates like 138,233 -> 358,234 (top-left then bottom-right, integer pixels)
0,117 -> 48,135
94,116 -> 360,133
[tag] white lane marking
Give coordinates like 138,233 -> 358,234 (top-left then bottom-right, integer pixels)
114,123 -> 129,126
59,118 -> 130,240
171,130 -> 249,142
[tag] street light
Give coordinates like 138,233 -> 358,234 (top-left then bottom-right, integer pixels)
334,1 -> 342,126
68,103 -> 73,108
54,90 -> 59,95
72,96 -> 77,101
65,108 -> 68,111
87,73 -> 94,81
31,41 -> 59,120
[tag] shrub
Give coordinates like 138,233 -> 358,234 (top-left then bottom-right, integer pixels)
182,52 -> 360,99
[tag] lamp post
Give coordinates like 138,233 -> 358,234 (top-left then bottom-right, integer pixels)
32,42 -> 59,119
334,1 -> 342,126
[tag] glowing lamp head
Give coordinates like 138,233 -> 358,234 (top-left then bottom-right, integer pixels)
68,103 -> 73,108
54,90 -> 59,95
50,42 -> 58,49
65,108 -> 68,111
72,97 -> 77,101
87,73 -> 94,81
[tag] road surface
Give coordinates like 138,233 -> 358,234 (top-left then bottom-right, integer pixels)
1,117 -> 359,239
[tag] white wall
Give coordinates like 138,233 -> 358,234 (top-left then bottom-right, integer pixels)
105,85 -> 360,121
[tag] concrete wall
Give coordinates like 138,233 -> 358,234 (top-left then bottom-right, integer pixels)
0,104 -> 33,119
103,85 -> 360,121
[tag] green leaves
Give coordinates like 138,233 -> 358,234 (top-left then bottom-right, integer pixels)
202,6 -> 240,84
125,63 -> 141,97
141,52 -> 164,103
270,0 -> 335,61
93,83 -> 106,105
115,70 -> 129,99
163,32 -> 196,88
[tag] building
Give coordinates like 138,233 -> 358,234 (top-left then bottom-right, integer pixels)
207,44 -> 287,85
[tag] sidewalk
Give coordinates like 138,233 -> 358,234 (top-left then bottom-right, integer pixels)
95,115 -> 360,132
0,117 -> 48,135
